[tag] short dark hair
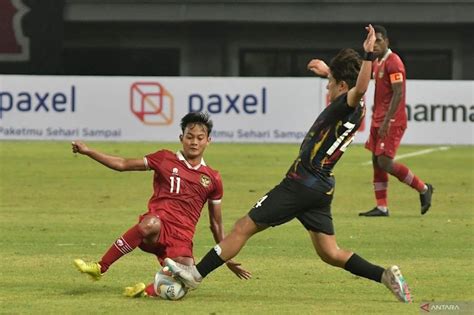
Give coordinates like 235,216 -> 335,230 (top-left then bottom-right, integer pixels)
329,48 -> 362,89
180,112 -> 213,135
373,24 -> 388,39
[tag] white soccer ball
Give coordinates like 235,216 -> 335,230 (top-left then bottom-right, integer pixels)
154,266 -> 187,300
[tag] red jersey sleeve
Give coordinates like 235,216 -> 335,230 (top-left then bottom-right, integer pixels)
386,54 -> 405,84
208,171 -> 223,203
144,150 -> 169,171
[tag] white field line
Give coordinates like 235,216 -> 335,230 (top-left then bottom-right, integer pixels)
361,146 -> 450,165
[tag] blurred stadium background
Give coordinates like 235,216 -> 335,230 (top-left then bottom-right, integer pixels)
1,0 -> 473,79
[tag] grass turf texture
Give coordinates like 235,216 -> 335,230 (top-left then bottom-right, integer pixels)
0,141 -> 472,314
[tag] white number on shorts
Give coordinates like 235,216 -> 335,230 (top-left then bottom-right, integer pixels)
170,176 -> 181,194
254,195 -> 268,208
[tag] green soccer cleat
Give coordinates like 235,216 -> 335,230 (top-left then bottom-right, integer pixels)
381,265 -> 412,303
124,283 -> 147,298
73,259 -> 102,281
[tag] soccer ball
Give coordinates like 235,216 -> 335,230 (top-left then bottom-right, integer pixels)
154,266 -> 187,300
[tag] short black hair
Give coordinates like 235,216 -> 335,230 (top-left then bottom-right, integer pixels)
180,112 -> 213,135
373,24 -> 388,39
329,48 -> 362,89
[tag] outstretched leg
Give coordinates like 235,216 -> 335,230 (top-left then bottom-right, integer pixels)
309,231 -> 411,302
74,214 -> 162,280
166,215 -> 264,289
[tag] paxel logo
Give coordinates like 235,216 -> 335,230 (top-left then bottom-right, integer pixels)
0,0 -> 30,61
189,88 -> 267,114
130,82 -> 174,125
0,86 -> 76,119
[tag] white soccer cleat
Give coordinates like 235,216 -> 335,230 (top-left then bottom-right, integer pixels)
164,258 -> 202,290
381,265 -> 412,303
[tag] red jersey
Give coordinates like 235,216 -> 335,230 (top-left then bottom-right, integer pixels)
371,49 -> 407,127
144,150 -> 223,241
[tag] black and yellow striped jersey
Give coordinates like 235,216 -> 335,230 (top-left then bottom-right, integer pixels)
286,92 -> 365,194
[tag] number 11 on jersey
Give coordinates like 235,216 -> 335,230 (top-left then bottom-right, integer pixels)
170,176 -> 181,194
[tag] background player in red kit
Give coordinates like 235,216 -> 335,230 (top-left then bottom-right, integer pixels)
72,112 -> 251,297
359,25 -> 434,217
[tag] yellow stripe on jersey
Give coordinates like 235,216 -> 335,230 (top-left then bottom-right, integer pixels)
310,129 -> 330,161
292,158 -> 301,173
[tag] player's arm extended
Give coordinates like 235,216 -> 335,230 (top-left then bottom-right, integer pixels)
208,202 -> 252,280
71,141 -> 147,171
347,24 -> 376,107
307,59 -> 330,77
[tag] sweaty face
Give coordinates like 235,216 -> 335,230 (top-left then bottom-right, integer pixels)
373,33 -> 389,59
180,123 -> 210,160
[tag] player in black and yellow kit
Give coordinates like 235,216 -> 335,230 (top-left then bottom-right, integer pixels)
166,25 -> 412,303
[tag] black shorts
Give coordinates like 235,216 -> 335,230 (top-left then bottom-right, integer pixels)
248,177 -> 334,235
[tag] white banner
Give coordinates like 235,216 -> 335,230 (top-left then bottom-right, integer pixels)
360,80 -> 474,145
0,75 -> 472,144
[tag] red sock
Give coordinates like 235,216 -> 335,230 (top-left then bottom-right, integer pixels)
99,224 -> 145,273
391,162 -> 425,192
373,165 -> 388,208
145,283 -> 157,297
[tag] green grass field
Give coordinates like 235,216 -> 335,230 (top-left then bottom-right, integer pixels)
0,141 -> 473,314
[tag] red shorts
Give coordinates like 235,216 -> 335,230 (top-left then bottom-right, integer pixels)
137,213 -> 194,266
365,125 -> 406,159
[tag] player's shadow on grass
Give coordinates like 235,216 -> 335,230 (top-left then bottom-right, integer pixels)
389,214 -> 429,218
357,213 -> 425,219
63,285 -> 114,296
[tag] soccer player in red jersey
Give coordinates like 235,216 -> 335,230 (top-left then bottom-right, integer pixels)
72,112 -> 251,297
166,25 -> 413,303
359,25 -> 434,217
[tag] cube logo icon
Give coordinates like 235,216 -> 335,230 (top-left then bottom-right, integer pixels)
130,82 -> 174,125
